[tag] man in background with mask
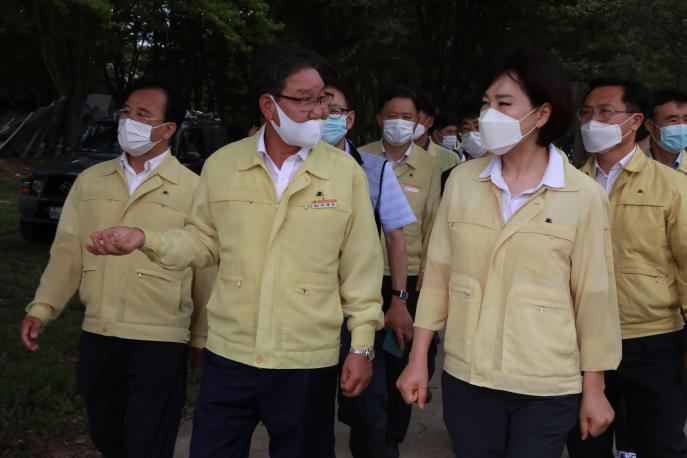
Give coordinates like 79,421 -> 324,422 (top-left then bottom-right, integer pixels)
19,80 -> 214,457
440,105 -> 486,194
412,90 -> 460,172
430,113 -> 463,161
568,77 -> 687,458
322,80 -> 416,458
645,88 -> 687,175
85,47 -> 384,458
360,87 -> 441,457
457,102 -> 486,161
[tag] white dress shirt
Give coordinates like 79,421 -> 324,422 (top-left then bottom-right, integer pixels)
257,129 -> 310,201
119,150 -> 169,196
381,142 -> 413,168
594,145 -> 636,194
479,144 -> 566,225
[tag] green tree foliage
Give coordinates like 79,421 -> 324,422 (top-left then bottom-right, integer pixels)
2,0 -> 687,148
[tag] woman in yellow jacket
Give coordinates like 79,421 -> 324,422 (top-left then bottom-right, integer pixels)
396,48 -> 622,458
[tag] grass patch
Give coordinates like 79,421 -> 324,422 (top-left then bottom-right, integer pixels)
0,179 -> 199,455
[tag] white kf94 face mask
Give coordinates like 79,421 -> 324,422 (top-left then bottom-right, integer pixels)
118,118 -> 169,157
269,95 -> 324,149
383,119 -> 416,146
461,131 -> 488,158
580,115 -> 637,154
478,107 -> 538,156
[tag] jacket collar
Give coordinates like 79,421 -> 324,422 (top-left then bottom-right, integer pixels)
101,151 -> 180,184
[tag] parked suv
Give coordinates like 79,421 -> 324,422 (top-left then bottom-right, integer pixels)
18,111 -> 228,240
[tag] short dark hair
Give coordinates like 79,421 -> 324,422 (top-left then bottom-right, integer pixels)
457,102 -> 482,123
483,48 -> 573,147
584,76 -> 651,116
650,88 -> 687,118
324,78 -> 356,110
432,113 -> 458,133
415,90 -> 436,117
377,87 -> 418,113
125,79 -> 186,126
254,46 -> 321,100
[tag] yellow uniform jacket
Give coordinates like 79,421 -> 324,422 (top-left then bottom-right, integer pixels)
416,156 -> 621,396
26,155 -> 213,347
142,134 -> 385,369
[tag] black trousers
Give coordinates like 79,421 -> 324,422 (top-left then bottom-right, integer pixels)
443,372 -> 579,458
567,329 -> 687,458
381,275 -> 438,445
337,324 -> 388,458
76,331 -> 187,458
190,350 -> 338,458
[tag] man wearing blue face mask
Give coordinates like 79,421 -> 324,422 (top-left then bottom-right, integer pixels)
644,88 -> 687,175
323,80 -> 416,458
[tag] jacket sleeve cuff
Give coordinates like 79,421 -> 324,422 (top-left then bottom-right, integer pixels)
189,334 -> 207,349
350,323 -> 376,349
25,303 -> 54,324
139,231 -> 161,263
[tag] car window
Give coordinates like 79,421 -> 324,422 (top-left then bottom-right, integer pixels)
78,122 -> 119,152
181,127 -> 204,157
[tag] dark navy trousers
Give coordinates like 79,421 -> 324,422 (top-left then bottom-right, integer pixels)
76,331 -> 187,458
443,372 -> 579,458
190,349 -> 337,458
567,329 -> 687,458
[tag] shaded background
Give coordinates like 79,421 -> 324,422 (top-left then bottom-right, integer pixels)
2,0 -> 687,152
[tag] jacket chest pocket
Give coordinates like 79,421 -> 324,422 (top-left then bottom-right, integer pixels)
210,190 -> 271,238
398,181 -> 425,216
515,223 -> 575,268
447,210 -> 497,271
445,274 -> 483,364
125,267 -> 183,324
614,200 -> 666,240
281,272 -> 342,351
79,196 -> 124,230
136,199 -> 186,229
284,201 -> 351,254
502,284 -> 578,378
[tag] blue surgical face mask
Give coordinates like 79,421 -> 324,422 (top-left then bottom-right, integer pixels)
657,124 -> 687,154
322,115 -> 348,145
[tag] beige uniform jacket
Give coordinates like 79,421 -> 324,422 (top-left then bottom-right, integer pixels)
581,148 -> 687,339
359,140 -> 441,275
26,155 -> 213,347
416,157 -> 621,396
142,134 -> 384,369
427,140 -> 460,172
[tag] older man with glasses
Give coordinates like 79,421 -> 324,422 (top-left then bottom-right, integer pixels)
84,47 -> 384,458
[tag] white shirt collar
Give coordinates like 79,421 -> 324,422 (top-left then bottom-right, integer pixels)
381,142 -> 413,166
593,145 -> 636,178
478,144 -> 566,190
257,128 -> 309,163
119,150 -> 169,176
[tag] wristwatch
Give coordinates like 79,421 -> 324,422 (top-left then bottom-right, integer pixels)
349,347 -> 375,362
391,289 -> 409,301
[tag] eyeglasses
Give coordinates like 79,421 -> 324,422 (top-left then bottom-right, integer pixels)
328,106 -> 352,118
274,93 -> 334,110
577,106 -> 636,123
114,108 -> 164,126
